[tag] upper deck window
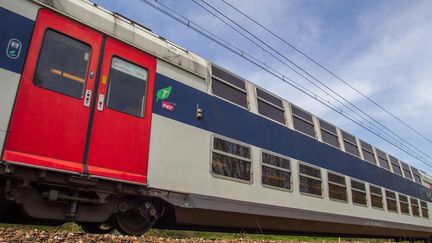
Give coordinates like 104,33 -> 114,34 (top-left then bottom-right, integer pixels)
319,120 -> 339,148
376,149 -> 390,170
360,141 -> 376,164
261,152 -> 291,190
211,65 -> 248,108
292,106 -> 315,138
411,167 -> 422,184
211,137 -> 251,182
401,162 -> 413,180
34,29 -> 91,98
389,155 -> 402,176
256,88 -> 285,124
342,131 -> 360,157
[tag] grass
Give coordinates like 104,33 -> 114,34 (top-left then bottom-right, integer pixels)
0,223 -> 392,242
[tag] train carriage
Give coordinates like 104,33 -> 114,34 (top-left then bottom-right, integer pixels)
0,0 -> 431,240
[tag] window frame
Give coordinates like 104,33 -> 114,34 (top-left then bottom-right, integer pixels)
255,87 -> 286,125
369,184 -> 384,210
389,155 -> 403,176
420,201 -> 429,219
105,55 -> 149,118
291,105 -> 316,139
319,120 -> 340,149
260,150 -> 293,192
385,190 -> 399,213
298,162 -> 323,198
375,149 -> 391,171
401,162 -> 414,181
411,167 -> 423,184
350,179 -> 368,207
398,194 -> 410,215
33,28 -> 92,99
327,171 -> 348,203
210,135 -> 253,184
360,140 -> 377,164
411,197 -> 421,217
211,66 -> 249,110
341,131 -> 360,158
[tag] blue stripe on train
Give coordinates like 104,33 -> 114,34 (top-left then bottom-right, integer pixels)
153,73 -> 431,202
0,7 -> 35,74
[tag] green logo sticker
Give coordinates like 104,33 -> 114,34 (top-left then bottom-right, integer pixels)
156,86 -> 172,102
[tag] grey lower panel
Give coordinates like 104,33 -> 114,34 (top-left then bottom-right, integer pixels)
152,190 -> 432,237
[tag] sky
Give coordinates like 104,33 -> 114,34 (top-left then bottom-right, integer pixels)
91,0 -> 432,174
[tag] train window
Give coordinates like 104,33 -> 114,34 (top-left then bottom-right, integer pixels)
351,180 -> 367,206
360,141 -> 376,164
342,131 -> 360,157
106,57 -> 148,118
411,198 -> 420,217
421,201 -> 429,218
411,167 -> 422,184
369,185 -> 383,209
261,152 -> 291,190
399,194 -> 410,215
256,88 -> 285,124
34,29 -> 90,98
292,106 -> 315,138
385,190 -> 398,213
401,162 -> 413,180
211,137 -> 251,181
299,163 -> 322,196
211,65 -> 247,108
319,120 -> 339,148
389,155 -> 403,176
376,149 -> 390,170
328,172 -> 347,202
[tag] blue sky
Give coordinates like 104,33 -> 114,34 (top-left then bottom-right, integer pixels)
92,0 -> 432,173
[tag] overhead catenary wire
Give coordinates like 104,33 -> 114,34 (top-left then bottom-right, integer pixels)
220,0 -> 432,147
137,0 -> 432,169
192,0 -> 432,163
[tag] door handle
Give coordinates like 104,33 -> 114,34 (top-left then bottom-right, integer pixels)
97,94 -> 105,111
83,89 -> 92,107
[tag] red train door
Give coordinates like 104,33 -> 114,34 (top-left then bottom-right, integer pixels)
3,9 -> 103,172
86,38 -> 155,184
3,10 -> 155,184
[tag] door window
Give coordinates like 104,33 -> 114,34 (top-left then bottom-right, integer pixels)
106,57 -> 148,118
34,29 -> 91,98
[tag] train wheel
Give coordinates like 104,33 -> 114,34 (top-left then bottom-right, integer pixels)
113,202 -> 158,236
80,221 -> 115,234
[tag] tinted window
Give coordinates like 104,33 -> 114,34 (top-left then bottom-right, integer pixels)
342,131 -> 359,157
34,29 -> 90,98
399,195 -> 410,215
376,149 -> 390,170
106,57 -> 148,117
320,120 -> 339,148
292,106 -> 316,137
299,164 -> 322,196
257,100 -> 285,124
370,185 -> 383,209
211,65 -> 248,108
401,162 -> 413,180
328,172 -> 347,202
389,155 -> 402,176
411,198 -> 420,217
411,167 -> 422,183
351,180 -> 367,206
212,137 -> 251,181
386,190 -> 398,212
262,152 -> 291,190
361,141 -> 376,164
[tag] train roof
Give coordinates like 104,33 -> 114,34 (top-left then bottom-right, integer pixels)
33,0 -> 431,180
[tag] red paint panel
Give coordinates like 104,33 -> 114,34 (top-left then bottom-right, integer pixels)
86,38 -> 156,184
3,9 -> 102,172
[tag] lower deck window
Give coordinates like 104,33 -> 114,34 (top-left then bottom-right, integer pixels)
370,185 -> 383,209
261,152 -> 291,190
351,180 -> 367,206
385,190 -> 398,213
211,137 -> 251,181
399,194 -> 410,215
421,201 -> 429,218
299,163 -> 322,196
411,198 -> 420,217
328,172 -> 347,202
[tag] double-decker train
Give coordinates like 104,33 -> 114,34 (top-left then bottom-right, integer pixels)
0,0 -> 431,240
